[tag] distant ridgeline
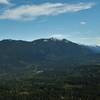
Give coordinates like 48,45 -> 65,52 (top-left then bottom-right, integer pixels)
0,38 -> 100,74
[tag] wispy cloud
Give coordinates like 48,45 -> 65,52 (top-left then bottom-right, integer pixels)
0,2 -> 95,20
50,33 -> 72,39
80,21 -> 87,25
50,34 -> 64,39
0,0 -> 10,5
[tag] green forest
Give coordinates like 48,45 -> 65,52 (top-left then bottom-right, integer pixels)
0,64 -> 100,100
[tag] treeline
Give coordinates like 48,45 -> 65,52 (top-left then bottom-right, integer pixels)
0,83 -> 100,100
0,64 -> 100,100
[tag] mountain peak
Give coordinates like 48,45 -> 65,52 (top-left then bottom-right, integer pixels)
32,38 -> 71,44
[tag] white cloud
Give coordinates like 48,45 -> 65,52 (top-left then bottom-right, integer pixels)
50,34 -> 64,39
0,0 -> 10,4
80,21 -> 87,25
0,2 -> 95,20
50,34 -> 72,39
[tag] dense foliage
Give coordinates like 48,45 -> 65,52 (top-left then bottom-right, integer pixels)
0,64 -> 100,100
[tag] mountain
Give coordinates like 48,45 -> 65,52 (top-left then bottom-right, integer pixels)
87,45 -> 100,53
0,38 -> 100,99
0,38 -> 100,75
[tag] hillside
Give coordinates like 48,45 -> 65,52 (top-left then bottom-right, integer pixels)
0,38 -> 100,75
0,38 -> 100,100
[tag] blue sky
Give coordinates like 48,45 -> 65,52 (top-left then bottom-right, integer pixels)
0,0 -> 100,45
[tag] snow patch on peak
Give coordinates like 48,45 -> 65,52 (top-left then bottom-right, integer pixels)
43,39 -> 48,42
62,39 -> 70,43
50,37 -> 62,41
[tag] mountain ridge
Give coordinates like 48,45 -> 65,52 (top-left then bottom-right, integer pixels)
0,38 -> 100,76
